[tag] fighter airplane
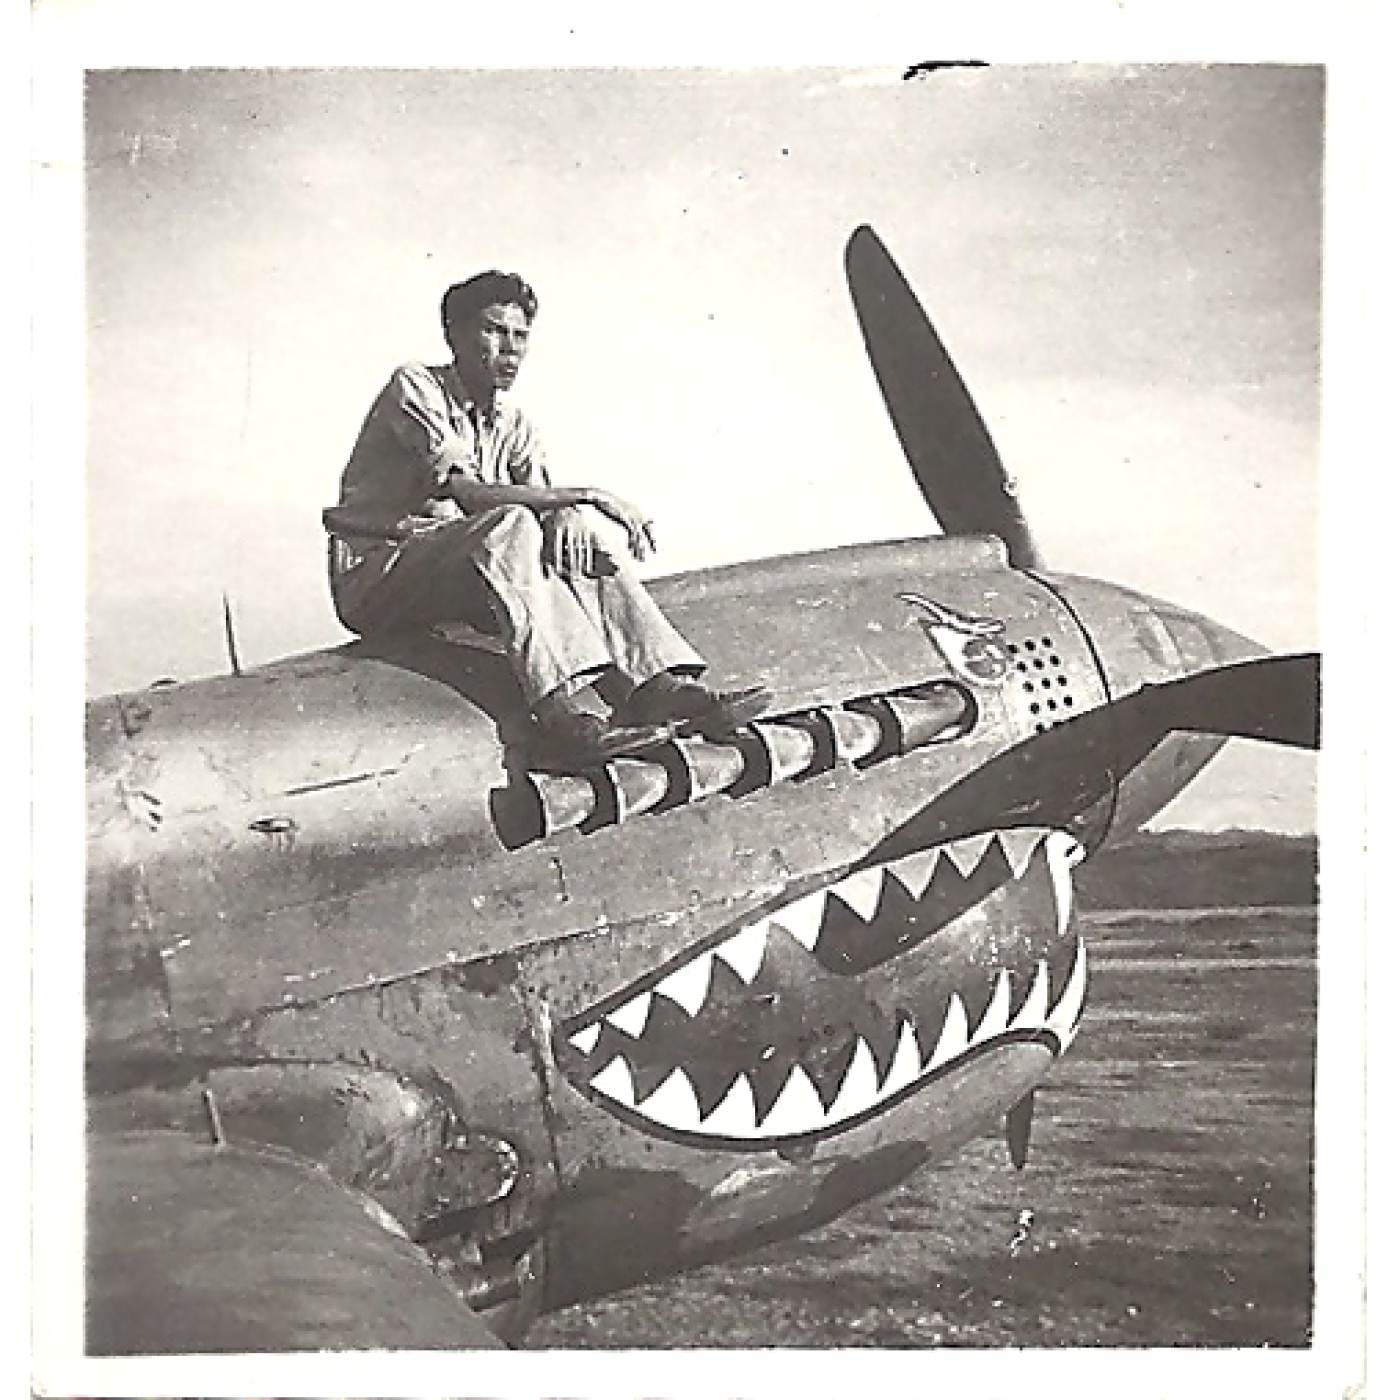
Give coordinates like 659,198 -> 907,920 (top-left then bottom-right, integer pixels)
83,225 -> 1320,1352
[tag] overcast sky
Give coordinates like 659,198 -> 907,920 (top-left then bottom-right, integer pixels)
82,64 -> 1322,831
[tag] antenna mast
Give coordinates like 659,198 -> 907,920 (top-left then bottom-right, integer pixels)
221,592 -> 244,677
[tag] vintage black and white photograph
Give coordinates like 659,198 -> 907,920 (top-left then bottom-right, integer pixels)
29,15 -> 1372,1395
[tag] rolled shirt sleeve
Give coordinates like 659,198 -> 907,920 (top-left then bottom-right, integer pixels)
505,412 -> 551,489
381,364 -> 483,486
326,361 -> 555,542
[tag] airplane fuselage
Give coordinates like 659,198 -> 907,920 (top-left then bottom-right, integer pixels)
85,533 -> 1255,1340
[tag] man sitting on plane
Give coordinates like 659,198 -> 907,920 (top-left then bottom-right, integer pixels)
323,269 -> 770,769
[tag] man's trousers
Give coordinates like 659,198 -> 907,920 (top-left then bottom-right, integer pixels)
328,505 -> 704,708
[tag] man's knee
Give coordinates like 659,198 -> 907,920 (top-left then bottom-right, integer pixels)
463,505 -> 549,584
477,503 -> 543,539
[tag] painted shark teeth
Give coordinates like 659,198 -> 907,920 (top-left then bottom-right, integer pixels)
888,848 -> 939,900
927,991 -> 971,1068
703,1073 -> 760,1136
944,831 -> 996,877
590,1056 -> 636,1104
653,949 -> 715,1017
997,828 -> 1043,879
1045,936 -> 1088,1049
1008,959 -> 1051,1032
972,968 -> 1013,1044
642,825 -> 1089,1003
883,1018 -> 924,1095
565,825 -> 1091,1144
823,1037 -> 881,1123
579,938 -> 1092,1142
713,919 -> 768,983
605,991 -> 652,1038
636,1066 -> 703,1129
568,1021 -> 602,1056
760,1064 -> 827,1134
756,826 -> 1086,967
1045,829 -> 1086,937
830,867 -> 884,921
773,891 -> 825,951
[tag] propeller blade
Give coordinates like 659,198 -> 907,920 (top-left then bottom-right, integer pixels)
845,224 -> 1043,569
1148,652 -> 1320,749
868,653 -> 1320,866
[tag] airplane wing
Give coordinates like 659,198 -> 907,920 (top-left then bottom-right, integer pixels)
87,1131 -> 503,1354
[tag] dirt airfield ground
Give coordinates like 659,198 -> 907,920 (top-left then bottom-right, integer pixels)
529,906 -> 1316,1349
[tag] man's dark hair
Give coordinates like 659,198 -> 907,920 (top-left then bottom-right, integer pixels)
441,271 -> 538,345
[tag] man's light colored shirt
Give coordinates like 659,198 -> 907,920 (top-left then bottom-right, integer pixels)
323,362 -> 550,543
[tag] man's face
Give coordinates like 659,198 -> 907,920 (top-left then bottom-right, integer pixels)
457,301 -> 532,394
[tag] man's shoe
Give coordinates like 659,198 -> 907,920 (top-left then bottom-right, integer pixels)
616,673 -> 773,738
530,696 -> 673,772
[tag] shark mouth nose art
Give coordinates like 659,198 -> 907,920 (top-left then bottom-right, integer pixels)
553,827 -> 1087,1149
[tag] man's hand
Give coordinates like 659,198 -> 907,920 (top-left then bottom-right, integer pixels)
583,490 -> 656,562
544,506 -> 617,579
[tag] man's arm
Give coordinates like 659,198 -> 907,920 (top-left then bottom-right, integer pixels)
442,472 -> 656,562
441,473 -> 589,515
